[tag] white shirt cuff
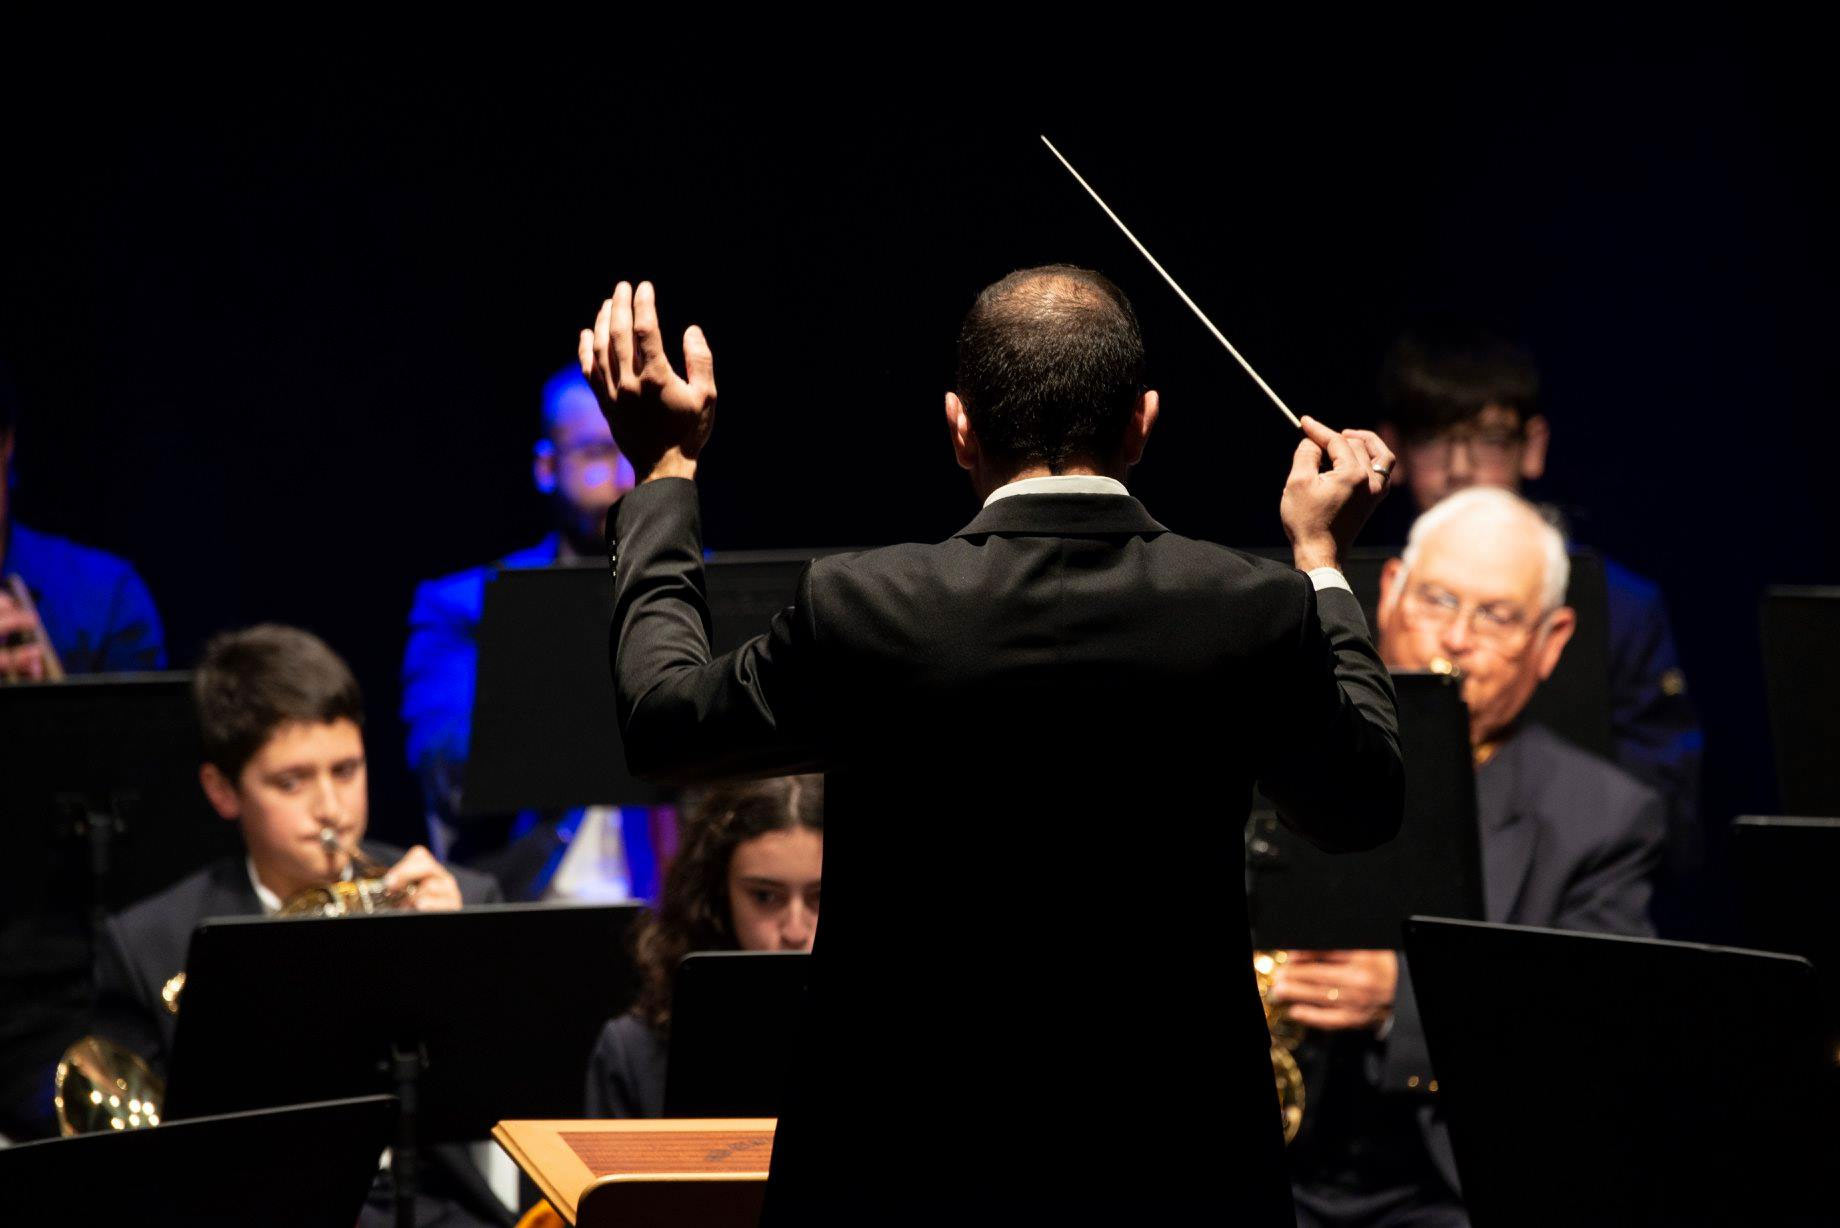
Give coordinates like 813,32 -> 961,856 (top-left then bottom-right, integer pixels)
1306,566 -> 1352,594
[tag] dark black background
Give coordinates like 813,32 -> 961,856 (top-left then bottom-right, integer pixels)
4,40 -> 1834,905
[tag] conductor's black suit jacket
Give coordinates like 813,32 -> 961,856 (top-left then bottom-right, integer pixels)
610,479 -> 1405,1226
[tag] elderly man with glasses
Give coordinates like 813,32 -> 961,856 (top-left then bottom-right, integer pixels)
1274,487 -> 1666,1228
1373,323 -> 1702,922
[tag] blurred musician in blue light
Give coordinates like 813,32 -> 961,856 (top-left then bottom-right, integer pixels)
401,364 -> 653,899
0,359 -> 165,682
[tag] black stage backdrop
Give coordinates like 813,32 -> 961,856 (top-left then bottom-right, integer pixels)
3,44 -> 1835,936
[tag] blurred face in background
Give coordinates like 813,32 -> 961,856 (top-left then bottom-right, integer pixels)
534,382 -> 635,554
1394,406 -> 1550,514
1376,514 -> 1574,747
727,827 -> 822,952
200,718 -> 369,899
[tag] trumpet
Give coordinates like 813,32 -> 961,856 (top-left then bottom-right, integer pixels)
278,828 -> 419,916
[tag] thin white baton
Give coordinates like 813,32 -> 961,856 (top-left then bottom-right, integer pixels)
1039,134 -> 1302,431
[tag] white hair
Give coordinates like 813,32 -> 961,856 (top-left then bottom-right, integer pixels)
1395,487 -> 1570,613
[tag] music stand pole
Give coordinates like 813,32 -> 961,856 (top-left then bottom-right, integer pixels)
388,1043 -> 428,1228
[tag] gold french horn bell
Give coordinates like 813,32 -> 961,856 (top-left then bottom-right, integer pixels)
55,1036 -> 164,1136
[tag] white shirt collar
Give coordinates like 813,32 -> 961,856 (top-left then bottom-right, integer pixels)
245,857 -> 284,915
982,474 -> 1130,508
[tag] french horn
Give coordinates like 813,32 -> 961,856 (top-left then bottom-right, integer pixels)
277,828 -> 418,916
54,829 -> 414,1133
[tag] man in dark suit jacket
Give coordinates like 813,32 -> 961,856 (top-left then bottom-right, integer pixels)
579,267 -> 1405,1226
1278,488 -> 1666,1227
89,624 -> 509,1227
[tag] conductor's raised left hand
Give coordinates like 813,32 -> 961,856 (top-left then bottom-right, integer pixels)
578,281 -> 716,483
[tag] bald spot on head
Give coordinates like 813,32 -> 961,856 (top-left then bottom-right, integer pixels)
983,268 -> 1114,320
954,263 -> 1145,470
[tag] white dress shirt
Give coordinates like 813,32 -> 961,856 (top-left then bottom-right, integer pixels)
245,858 -> 283,915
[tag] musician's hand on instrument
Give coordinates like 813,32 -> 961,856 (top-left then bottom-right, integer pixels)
381,845 -> 462,912
1269,949 -> 1398,1032
0,592 -> 49,683
578,280 -> 716,483
1280,416 -> 1394,574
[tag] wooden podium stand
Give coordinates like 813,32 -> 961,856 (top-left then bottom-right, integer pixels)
494,1118 -> 776,1227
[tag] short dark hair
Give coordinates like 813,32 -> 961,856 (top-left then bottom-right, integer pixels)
1379,321 -> 1540,439
195,625 -> 365,779
955,265 -> 1146,470
631,774 -> 823,1034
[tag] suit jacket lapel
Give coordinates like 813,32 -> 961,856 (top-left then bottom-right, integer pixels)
1478,728 -> 1540,923
953,494 -> 1167,540
202,856 -> 264,921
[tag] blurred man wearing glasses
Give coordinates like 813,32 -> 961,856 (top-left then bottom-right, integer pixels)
400,365 -> 656,898
1373,323 -> 1701,904
1275,487 -> 1665,1228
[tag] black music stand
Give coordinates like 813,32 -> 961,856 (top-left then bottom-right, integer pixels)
464,550 -> 844,815
1252,546 -> 1615,759
1247,672 -> 1483,949
1761,587 -> 1840,814
1404,918 -> 1835,1227
1733,815 -> 1840,1041
163,903 -> 641,1228
0,673 -> 236,1138
0,673 -> 234,927
664,951 -> 810,1117
0,1095 -> 395,1226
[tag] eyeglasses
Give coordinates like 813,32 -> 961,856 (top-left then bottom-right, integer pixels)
1399,582 -> 1544,650
1403,426 -> 1523,470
